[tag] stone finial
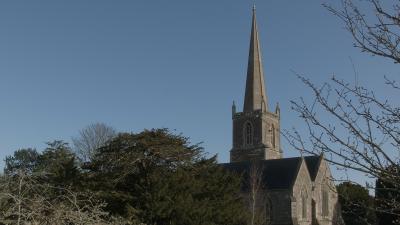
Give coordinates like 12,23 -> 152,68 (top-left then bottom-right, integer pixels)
275,102 -> 280,116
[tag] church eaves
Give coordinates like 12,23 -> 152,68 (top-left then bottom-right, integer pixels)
243,7 -> 268,112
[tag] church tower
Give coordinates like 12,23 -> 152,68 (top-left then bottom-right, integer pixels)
230,7 -> 282,162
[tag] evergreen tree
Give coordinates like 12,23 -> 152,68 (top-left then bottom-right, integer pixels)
85,129 -> 248,225
337,182 -> 376,225
37,140 -> 80,188
2,129 -> 248,224
376,165 -> 400,225
4,148 -> 40,175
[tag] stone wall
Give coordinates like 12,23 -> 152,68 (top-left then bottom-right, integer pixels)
291,159 -> 313,225
312,159 -> 340,225
268,189 -> 292,225
231,109 -> 281,162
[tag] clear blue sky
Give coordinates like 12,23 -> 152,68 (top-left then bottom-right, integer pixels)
0,0 -> 398,182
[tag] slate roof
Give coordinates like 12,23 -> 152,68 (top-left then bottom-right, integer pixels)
221,155 -> 321,190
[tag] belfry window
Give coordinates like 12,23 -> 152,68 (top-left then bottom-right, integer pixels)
245,122 -> 253,145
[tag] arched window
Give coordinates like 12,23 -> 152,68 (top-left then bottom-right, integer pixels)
322,188 -> 329,216
302,192 -> 307,219
271,124 -> 276,148
245,122 -> 253,145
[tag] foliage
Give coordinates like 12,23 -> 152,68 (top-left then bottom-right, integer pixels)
2,129 -> 248,224
0,171 -> 135,225
376,165 -> 400,225
85,128 -> 248,225
4,148 -> 39,175
38,141 -> 81,188
4,141 -> 81,190
337,182 -> 376,225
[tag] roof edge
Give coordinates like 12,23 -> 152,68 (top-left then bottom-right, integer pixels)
290,157 -> 312,189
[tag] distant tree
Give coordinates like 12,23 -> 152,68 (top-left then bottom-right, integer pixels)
4,148 -> 39,175
37,140 -> 80,188
376,165 -> 400,225
85,129 -> 248,225
72,123 -> 116,162
337,182 -> 376,225
4,141 -> 80,192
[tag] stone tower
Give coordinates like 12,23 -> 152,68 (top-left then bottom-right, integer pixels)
230,7 -> 281,162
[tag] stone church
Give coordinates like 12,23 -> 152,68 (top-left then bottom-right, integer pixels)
222,8 -> 342,225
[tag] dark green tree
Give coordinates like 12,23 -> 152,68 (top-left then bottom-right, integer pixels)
4,141 -> 81,196
4,148 -> 40,175
337,182 -> 376,225
376,165 -> 400,225
36,140 -> 80,187
85,129 -> 248,225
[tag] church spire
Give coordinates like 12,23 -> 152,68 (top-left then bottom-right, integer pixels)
243,6 -> 268,112
231,7 -> 282,162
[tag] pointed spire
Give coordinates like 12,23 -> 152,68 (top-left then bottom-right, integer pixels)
243,6 -> 268,112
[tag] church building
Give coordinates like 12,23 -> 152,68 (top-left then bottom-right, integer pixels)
222,7 -> 342,225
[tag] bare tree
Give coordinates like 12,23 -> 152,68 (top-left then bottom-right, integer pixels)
72,123 -> 116,162
283,0 -> 400,223
283,75 -> 400,222
0,170 -> 138,225
325,0 -> 400,64
247,162 -> 269,225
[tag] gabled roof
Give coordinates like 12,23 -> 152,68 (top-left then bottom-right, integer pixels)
304,155 -> 323,181
222,157 -> 301,190
221,156 -> 321,190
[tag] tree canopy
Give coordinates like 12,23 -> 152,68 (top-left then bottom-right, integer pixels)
376,165 -> 400,225
85,129 -> 248,225
337,182 -> 376,225
1,128 -> 248,225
